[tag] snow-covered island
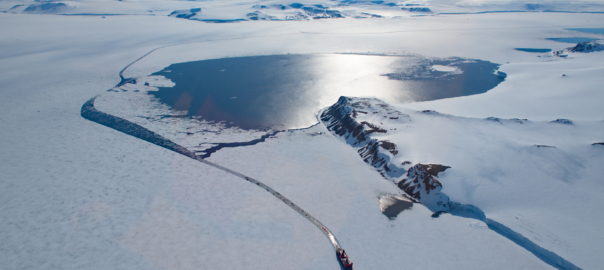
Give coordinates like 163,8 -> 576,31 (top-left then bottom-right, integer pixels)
1,1 -> 604,270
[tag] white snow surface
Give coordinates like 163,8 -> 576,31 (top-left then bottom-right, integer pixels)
1,2 -> 604,270
319,96 -> 604,269
2,0 -> 604,17
208,125 -> 551,270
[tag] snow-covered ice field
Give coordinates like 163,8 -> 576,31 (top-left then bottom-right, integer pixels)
1,1 -> 604,269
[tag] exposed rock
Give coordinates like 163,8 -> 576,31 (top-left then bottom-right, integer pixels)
485,116 -> 502,123
424,164 -> 451,176
534,144 -> 556,148
568,41 -> 604,53
550,118 -> 574,125
355,12 -> 383,18
357,140 -> 394,176
401,7 -> 432,13
246,11 -> 277,21
511,118 -> 528,124
554,41 -> 604,56
320,97 -> 450,211
397,164 -> 448,201
23,2 -> 68,14
486,117 -> 529,124
169,8 -> 201,19
301,5 -> 344,19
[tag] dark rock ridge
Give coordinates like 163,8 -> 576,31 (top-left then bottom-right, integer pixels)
320,96 -> 450,211
397,164 -> 450,202
554,40 -> 604,56
534,144 -> 556,148
23,2 -> 68,14
171,2 -> 383,23
321,97 -> 584,269
568,40 -> 604,52
169,8 -> 201,19
485,116 -> 528,124
401,7 -> 432,13
550,118 -> 573,125
299,5 -> 344,19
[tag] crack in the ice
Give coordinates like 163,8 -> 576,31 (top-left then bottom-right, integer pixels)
195,130 -> 282,159
81,96 -> 353,269
449,203 -> 581,270
321,96 -> 583,270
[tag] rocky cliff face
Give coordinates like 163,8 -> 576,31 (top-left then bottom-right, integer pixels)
320,96 -> 451,211
397,163 -> 450,210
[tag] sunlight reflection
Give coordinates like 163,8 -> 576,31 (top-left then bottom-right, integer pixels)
150,54 -> 503,130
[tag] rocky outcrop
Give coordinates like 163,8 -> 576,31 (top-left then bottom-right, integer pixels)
568,41 -> 604,53
172,3 -> 347,23
397,164 -> 451,210
169,8 -> 202,19
321,97 -> 584,269
550,118 -> 574,125
554,40 -> 604,56
401,7 -> 432,13
321,97 -> 407,178
23,2 -> 68,14
320,97 -> 450,211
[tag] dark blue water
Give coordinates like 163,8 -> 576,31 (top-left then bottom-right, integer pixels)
515,48 -> 552,53
150,54 -> 505,130
546,37 -> 599,43
566,28 -> 604,35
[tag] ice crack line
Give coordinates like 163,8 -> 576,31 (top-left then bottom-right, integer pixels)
449,203 -> 582,270
81,97 -> 349,268
319,96 -> 581,270
197,130 -> 282,159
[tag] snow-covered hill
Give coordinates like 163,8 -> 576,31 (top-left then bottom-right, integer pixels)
3,0 -> 604,19
320,96 -> 603,268
1,1 -> 604,270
